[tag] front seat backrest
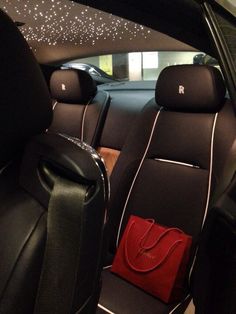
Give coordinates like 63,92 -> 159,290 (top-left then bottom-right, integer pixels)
98,65 -> 236,314
0,10 -> 108,314
49,69 -> 110,147
109,65 -> 234,252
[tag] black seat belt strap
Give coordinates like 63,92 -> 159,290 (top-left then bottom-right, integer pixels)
34,175 -> 88,314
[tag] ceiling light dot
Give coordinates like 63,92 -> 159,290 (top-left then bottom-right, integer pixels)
1,0 -> 153,47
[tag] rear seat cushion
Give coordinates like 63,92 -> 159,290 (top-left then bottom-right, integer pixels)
98,268 -> 190,314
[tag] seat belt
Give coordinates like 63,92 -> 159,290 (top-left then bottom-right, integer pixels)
34,175 -> 88,314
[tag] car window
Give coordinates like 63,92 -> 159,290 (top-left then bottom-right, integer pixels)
214,9 -> 236,70
63,51 -> 219,82
216,0 -> 236,16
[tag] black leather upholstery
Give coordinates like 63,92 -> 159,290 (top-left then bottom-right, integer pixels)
99,87 -> 155,151
98,65 -> 236,313
156,65 -> 226,112
0,10 -> 108,314
0,10 -> 52,168
192,172 -> 236,314
49,69 -> 110,147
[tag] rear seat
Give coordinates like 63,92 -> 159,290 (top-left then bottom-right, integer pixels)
49,68 -> 110,147
97,65 -> 236,313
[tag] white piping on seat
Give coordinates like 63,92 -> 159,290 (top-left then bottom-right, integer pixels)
103,265 -> 112,270
45,101 -> 58,133
200,112 -> 218,228
155,158 -> 200,169
81,102 -> 89,142
116,108 -> 162,247
46,101 -> 58,133
98,303 -> 116,314
168,294 -> 191,314
184,299 -> 195,314
52,101 -> 58,110
0,161 -> 12,175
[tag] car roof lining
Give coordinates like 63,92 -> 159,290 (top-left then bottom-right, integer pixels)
1,0 -> 208,64
74,0 -> 218,57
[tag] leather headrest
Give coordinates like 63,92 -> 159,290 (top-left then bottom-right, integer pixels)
50,69 -> 97,104
0,10 -> 52,166
156,65 -> 226,113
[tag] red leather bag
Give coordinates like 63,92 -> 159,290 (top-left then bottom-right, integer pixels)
111,215 -> 192,303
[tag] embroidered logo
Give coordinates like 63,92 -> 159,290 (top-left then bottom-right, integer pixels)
61,83 -> 66,91
178,85 -> 185,94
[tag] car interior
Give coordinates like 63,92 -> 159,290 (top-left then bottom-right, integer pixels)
0,0 -> 236,314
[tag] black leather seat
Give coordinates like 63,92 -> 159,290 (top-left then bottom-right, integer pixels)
0,10 -> 108,314
98,65 -> 236,313
49,68 -> 110,147
192,169 -> 236,313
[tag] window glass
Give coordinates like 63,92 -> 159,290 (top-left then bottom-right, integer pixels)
216,0 -> 236,16
64,51 -> 219,82
214,11 -> 236,70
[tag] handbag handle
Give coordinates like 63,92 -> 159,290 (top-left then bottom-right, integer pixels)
125,220 -> 183,273
138,220 -> 183,252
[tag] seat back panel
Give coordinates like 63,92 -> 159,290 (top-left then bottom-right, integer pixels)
99,65 -> 236,314
112,109 -> 217,250
119,161 -> 209,241
50,103 -> 84,138
150,110 -> 216,169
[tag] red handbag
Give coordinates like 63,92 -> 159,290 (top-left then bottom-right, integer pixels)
111,215 -> 192,303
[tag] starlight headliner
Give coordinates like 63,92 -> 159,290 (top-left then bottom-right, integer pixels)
1,0 -> 152,47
